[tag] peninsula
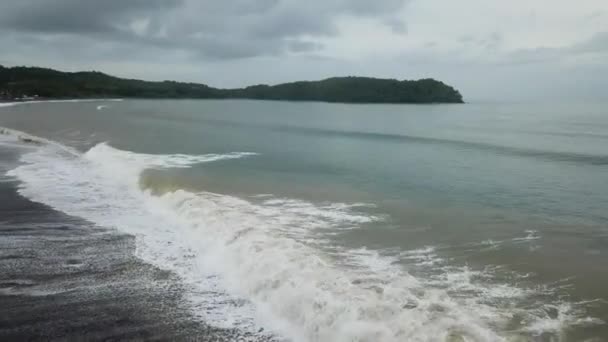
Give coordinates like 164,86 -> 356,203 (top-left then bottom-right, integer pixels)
0,65 -> 464,104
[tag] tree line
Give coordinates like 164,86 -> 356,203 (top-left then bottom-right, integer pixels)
0,65 -> 464,104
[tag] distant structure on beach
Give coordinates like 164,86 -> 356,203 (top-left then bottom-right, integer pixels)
0,88 -> 39,102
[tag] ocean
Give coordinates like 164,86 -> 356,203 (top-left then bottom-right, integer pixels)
0,99 -> 607,341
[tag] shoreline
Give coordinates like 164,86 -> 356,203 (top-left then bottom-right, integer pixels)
2,98 -> 607,340
0,142 -> 264,341
0,98 -> 123,108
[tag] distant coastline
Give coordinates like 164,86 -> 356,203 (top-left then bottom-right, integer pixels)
0,98 -> 123,106
0,65 -> 464,104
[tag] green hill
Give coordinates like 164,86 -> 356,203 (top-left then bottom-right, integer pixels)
0,65 -> 464,104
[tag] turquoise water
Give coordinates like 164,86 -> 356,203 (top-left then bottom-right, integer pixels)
1,99 -> 607,341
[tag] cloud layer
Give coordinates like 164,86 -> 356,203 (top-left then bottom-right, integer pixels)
0,0 -> 409,59
1,0 -> 607,100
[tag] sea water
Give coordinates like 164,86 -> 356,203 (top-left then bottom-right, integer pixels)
1,99 -> 607,341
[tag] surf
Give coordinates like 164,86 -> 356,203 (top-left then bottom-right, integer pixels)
4,134 -> 601,341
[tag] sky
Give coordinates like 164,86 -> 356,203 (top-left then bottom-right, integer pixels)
0,0 -> 607,102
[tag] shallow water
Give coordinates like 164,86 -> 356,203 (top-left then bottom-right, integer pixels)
1,99 -> 607,341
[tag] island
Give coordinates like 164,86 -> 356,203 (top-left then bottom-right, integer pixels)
0,65 -> 464,104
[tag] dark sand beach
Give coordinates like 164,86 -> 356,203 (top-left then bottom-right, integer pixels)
0,143 -> 263,341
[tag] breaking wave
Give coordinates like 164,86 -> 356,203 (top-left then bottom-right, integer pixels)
4,130 -> 602,341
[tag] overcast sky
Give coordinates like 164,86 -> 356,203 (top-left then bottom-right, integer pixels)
1,0 -> 607,101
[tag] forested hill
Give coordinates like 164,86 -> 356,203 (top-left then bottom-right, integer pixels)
0,65 -> 464,104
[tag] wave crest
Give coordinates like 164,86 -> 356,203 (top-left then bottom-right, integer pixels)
86,142 -> 256,172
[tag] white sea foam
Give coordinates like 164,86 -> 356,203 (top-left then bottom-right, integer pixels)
0,126 -> 80,154
8,143 -> 263,333
398,246 -> 441,267
6,138 -> 600,341
88,142 -> 257,171
513,230 -> 541,242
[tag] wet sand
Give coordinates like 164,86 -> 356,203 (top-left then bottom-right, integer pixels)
0,145 -> 262,341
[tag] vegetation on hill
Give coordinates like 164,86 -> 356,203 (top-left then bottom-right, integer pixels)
0,65 -> 464,104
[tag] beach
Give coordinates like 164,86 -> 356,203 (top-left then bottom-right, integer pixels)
0,139 -> 269,341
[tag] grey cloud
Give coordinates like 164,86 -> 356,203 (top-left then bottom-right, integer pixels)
585,10 -> 605,22
502,31 -> 608,65
480,32 -> 503,50
286,40 -> 324,53
453,33 -> 502,50
384,17 -> 408,34
0,0 -> 181,34
164,0 -> 410,54
459,35 -> 475,44
503,47 -> 564,65
573,31 -> 608,53
0,0 -> 410,60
